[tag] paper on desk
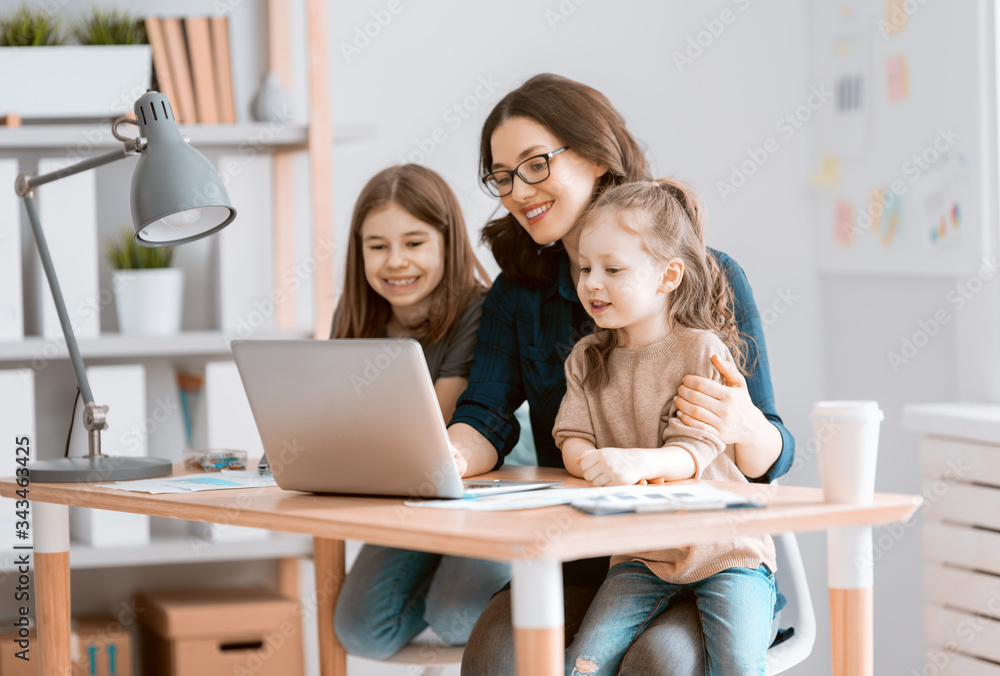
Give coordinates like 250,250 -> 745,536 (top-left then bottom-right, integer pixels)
405,483 -> 753,512
97,469 -> 276,494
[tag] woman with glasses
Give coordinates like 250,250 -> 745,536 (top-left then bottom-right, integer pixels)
448,73 -> 795,675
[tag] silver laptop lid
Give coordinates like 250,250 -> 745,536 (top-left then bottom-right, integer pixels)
231,338 -> 466,498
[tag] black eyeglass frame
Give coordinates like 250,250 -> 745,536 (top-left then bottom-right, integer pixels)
481,146 -> 569,197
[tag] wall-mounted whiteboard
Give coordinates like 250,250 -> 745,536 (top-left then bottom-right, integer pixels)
810,0 -> 995,276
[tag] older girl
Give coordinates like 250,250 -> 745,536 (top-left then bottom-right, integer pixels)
331,164 -> 502,658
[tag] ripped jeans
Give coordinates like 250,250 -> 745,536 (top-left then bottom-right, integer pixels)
565,562 -> 775,676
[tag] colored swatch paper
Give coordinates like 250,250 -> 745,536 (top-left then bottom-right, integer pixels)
885,0 -> 907,34
834,201 -> 855,246
870,189 -> 901,246
811,155 -> 841,186
886,55 -> 909,101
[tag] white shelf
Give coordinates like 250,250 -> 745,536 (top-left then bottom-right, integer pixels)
0,122 -> 375,152
1,533 -> 313,571
901,402 -> 1000,445
0,330 -> 311,365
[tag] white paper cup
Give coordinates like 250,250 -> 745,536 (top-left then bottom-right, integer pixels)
811,400 -> 884,504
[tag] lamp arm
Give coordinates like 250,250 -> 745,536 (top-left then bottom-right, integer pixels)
17,142 -> 141,195
21,192 -> 110,458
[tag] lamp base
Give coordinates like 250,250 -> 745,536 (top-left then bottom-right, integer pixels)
28,456 -> 173,483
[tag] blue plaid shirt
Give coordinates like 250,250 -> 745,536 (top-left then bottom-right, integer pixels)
450,248 -> 794,483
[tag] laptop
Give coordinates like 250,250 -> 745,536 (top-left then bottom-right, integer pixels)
230,339 -> 561,499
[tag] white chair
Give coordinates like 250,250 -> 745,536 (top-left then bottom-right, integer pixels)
370,632 -> 464,676
766,531 -> 817,674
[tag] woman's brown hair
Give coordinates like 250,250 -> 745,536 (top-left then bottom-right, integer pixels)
578,179 -> 750,388
479,73 -> 650,288
332,164 -> 491,343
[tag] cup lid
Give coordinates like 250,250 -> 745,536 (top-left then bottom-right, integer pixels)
811,400 -> 885,421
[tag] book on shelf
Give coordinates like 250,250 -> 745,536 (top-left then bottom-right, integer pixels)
144,17 -> 182,123
145,14 -> 237,125
184,16 -> 219,124
160,17 -> 198,124
210,16 -> 237,123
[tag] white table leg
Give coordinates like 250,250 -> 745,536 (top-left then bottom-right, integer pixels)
827,525 -> 874,676
511,559 -> 563,676
34,502 -> 71,676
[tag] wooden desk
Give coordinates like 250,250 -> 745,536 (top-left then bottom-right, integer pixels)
1,466 -> 921,676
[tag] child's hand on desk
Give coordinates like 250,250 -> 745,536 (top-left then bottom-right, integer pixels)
575,448 -> 655,487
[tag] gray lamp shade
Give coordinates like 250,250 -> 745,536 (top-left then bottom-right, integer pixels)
130,91 -> 236,246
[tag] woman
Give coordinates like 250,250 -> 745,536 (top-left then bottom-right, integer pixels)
448,74 -> 794,675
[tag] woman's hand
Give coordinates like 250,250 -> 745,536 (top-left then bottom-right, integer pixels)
674,354 -> 780,478
674,354 -> 768,446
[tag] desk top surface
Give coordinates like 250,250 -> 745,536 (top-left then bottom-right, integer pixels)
2,466 -> 921,561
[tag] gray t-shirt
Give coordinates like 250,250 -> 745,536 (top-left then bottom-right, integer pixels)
330,294 -> 484,382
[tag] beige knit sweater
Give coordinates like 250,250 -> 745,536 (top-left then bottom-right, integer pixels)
553,327 -> 776,584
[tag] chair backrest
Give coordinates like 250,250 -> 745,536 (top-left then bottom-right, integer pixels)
766,531 -> 817,674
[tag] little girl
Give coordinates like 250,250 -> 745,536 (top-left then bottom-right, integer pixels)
330,164 -> 505,659
554,179 -> 777,675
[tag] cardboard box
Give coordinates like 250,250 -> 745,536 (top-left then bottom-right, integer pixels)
0,616 -> 132,676
135,587 -> 303,676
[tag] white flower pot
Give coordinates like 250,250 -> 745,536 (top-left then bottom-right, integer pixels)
0,45 -> 152,119
112,268 -> 183,336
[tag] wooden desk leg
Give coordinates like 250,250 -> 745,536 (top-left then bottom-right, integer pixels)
313,537 -> 346,676
34,502 -> 71,676
511,559 -> 564,676
827,525 -> 874,676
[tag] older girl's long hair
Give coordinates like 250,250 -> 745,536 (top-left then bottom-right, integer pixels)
479,73 -> 650,288
578,179 -> 749,388
331,164 -> 490,343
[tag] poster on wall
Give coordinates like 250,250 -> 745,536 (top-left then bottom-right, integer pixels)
811,0 -> 990,276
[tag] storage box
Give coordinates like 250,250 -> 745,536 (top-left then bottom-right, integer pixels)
135,587 -> 303,676
0,615 -> 132,676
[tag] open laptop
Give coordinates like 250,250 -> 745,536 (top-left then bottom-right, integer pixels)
230,339 -> 560,499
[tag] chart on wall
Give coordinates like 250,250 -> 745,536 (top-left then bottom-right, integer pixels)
810,0 -> 993,276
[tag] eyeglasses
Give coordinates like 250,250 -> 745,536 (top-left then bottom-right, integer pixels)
481,147 -> 568,197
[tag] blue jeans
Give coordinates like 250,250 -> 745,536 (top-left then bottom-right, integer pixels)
566,562 -> 775,676
333,544 -> 511,660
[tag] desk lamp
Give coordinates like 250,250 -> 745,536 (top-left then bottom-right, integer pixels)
15,90 -> 236,482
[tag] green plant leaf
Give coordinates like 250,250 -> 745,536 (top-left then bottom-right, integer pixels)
73,7 -> 146,45
0,6 -> 63,46
104,229 -> 174,270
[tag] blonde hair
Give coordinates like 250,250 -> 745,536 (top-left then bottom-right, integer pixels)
577,178 -> 749,388
332,165 -> 491,343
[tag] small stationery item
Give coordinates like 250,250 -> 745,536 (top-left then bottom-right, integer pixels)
182,448 -> 247,472
569,483 -> 759,516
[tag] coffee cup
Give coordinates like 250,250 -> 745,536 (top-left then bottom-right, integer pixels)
811,401 -> 884,504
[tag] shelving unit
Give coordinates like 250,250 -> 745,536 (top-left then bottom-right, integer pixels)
0,6 -> 351,671
0,330 -> 310,365
0,532 -> 313,571
0,122 -> 374,152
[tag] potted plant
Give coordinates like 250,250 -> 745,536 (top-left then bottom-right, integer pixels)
0,6 -> 152,119
105,230 -> 183,335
